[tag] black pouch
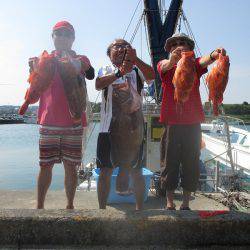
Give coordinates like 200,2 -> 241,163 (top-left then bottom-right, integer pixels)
152,171 -> 167,197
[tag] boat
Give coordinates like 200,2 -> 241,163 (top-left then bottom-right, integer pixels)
201,118 -> 250,177
78,0 -> 249,203
0,114 -> 24,124
23,115 -> 37,124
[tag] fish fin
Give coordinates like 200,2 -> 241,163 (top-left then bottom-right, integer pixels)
116,167 -> 130,192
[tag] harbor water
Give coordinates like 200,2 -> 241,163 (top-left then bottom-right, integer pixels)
0,123 -> 99,190
0,123 -> 249,190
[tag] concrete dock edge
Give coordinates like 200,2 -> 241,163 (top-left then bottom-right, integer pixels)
0,209 -> 249,247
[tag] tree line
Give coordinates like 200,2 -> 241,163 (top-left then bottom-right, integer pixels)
91,102 -> 250,115
223,102 -> 250,115
90,102 -> 101,113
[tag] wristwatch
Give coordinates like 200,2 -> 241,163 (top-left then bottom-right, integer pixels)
210,50 -> 216,61
114,68 -> 122,78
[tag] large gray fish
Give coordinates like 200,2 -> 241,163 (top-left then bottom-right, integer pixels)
110,82 -> 144,192
57,59 -> 87,124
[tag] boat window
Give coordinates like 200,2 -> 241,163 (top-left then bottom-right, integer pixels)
240,136 -> 250,147
230,132 -> 239,143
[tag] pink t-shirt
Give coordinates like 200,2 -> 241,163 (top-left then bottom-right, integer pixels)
37,51 -> 90,127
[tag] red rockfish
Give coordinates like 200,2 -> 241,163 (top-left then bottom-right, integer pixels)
206,54 -> 230,116
172,50 -> 197,103
19,51 -> 56,115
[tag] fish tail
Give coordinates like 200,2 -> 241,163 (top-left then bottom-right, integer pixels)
18,101 -> 29,115
174,89 -> 178,103
213,99 -> 219,116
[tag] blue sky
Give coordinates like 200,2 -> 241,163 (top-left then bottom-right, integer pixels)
0,0 -> 249,105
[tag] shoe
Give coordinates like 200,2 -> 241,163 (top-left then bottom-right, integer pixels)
180,206 -> 191,210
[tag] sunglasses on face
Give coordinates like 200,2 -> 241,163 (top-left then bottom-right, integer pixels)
53,29 -> 74,38
171,40 -> 188,48
111,44 -> 131,50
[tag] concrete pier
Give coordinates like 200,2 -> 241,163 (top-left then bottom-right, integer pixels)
0,190 -> 249,248
0,209 -> 249,248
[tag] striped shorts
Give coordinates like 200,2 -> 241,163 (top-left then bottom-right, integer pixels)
39,125 -> 84,167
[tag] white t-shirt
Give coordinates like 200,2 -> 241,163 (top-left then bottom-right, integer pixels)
97,65 -> 145,133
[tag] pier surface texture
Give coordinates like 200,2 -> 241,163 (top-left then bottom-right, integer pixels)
0,190 -> 249,248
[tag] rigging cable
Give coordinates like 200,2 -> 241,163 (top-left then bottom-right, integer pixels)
178,9 -> 182,33
130,12 -> 145,44
140,0 -> 143,59
182,10 -> 209,97
143,14 -> 158,103
123,0 -> 142,39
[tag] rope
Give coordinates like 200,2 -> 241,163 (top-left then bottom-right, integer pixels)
130,12 -> 145,44
123,0 -> 142,39
178,10 -> 182,33
204,149 -> 232,164
140,0 -> 143,59
143,14 -> 152,59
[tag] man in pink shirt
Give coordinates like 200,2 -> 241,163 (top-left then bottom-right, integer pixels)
27,21 -> 94,209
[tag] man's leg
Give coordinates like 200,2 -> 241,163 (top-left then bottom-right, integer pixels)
38,128 -> 61,209
180,124 -> 201,209
97,168 -> 113,209
37,165 -> 53,209
161,125 -> 181,209
166,190 -> 175,209
181,190 -> 191,208
160,126 -> 167,169
64,162 -> 78,209
60,128 -> 84,209
131,168 -> 145,210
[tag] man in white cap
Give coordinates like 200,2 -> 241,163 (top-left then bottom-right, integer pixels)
157,33 -> 226,210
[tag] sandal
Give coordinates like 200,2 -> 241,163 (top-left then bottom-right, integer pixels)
166,206 -> 176,210
180,206 -> 191,210
164,203 -> 176,210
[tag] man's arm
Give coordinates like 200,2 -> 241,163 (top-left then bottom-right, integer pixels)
78,56 -> 95,80
85,66 -> 95,80
95,72 -> 119,90
157,47 -> 181,74
96,62 -> 134,91
199,47 -> 227,68
134,57 -> 155,81
124,48 -> 155,82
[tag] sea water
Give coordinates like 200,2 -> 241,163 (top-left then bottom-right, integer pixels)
0,123 -> 99,190
0,123 -> 249,190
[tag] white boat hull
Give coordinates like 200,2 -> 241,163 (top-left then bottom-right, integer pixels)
202,133 -> 250,175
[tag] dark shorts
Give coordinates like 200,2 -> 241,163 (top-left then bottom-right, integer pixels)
96,133 -> 113,169
161,124 -> 201,192
96,132 -> 143,169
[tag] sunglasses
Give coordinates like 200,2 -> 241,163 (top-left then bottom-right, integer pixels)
171,40 -> 188,47
53,29 -> 74,38
111,44 -> 131,50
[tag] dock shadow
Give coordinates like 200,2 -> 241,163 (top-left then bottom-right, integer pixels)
107,191 -> 196,216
